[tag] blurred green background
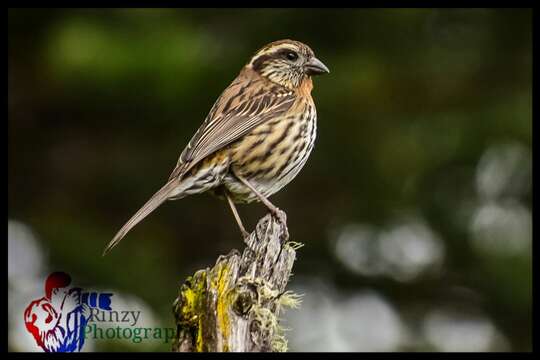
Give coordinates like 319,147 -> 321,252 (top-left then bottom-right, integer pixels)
8,8 -> 531,352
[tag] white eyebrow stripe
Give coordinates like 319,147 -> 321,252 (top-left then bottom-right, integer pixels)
251,45 -> 300,63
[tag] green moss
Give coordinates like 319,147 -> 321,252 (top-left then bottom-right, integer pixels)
279,291 -> 303,309
236,276 -> 302,352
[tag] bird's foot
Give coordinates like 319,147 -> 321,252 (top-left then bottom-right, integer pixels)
241,229 -> 251,243
272,208 -> 287,224
271,208 -> 289,241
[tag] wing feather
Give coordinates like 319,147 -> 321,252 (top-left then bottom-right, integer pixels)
168,68 -> 296,180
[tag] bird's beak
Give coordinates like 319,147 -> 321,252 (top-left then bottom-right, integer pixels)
305,57 -> 330,76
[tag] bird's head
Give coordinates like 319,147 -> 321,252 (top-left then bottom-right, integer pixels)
248,39 -> 330,90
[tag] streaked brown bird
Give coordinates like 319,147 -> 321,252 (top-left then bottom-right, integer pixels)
103,39 -> 329,255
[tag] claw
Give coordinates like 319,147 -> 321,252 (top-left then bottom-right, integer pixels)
271,208 -> 289,241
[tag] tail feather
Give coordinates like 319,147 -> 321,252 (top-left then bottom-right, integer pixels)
103,180 -> 178,256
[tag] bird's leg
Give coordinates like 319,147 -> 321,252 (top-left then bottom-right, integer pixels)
234,173 -> 288,226
225,192 -> 250,240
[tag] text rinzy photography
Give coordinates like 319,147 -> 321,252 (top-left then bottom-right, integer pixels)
85,308 -> 175,345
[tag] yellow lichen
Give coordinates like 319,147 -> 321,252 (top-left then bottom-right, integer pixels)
192,271 -> 207,351
213,263 -> 231,351
176,270 -> 208,351
180,287 -> 195,320
196,316 -> 204,352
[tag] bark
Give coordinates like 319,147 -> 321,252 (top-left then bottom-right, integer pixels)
171,212 -> 302,352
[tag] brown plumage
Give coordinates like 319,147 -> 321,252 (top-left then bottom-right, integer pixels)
103,39 -> 329,255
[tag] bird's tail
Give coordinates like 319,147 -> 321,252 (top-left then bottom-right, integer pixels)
102,179 -> 178,256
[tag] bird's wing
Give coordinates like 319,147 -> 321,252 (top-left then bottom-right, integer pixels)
168,68 -> 296,180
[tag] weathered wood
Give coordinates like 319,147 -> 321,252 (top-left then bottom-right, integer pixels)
172,213 -> 302,352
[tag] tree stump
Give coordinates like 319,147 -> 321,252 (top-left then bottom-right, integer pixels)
172,213 -> 302,352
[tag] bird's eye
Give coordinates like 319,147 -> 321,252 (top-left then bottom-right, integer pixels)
285,51 -> 298,61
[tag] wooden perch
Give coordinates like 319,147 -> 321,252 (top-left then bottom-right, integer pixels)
171,212 -> 302,352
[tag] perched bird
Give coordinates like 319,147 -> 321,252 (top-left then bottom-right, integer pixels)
103,39 -> 329,255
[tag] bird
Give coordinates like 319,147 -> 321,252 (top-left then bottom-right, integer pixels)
103,39 -> 329,255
